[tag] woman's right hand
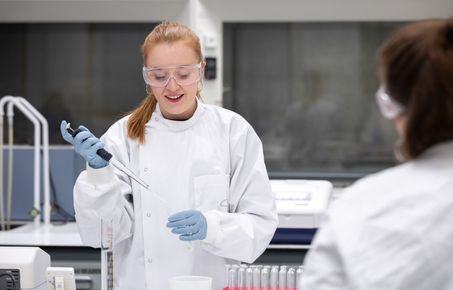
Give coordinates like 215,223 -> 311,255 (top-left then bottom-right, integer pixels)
60,120 -> 109,169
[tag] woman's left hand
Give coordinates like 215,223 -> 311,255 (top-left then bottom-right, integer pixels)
166,210 -> 207,241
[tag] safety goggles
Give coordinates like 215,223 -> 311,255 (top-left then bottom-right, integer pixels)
142,62 -> 202,88
375,85 -> 405,119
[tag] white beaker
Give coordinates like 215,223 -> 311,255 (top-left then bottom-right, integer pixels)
169,276 -> 212,290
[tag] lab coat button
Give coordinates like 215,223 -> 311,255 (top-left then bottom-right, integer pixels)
155,117 -> 159,121
144,167 -> 149,172
146,212 -> 151,217
147,258 -> 153,263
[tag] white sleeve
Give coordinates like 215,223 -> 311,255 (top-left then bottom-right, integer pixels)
299,214 -> 348,290
74,164 -> 134,248
201,122 -> 278,263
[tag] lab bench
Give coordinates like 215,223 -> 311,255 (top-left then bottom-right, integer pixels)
0,222 -> 309,290
0,223 -> 101,290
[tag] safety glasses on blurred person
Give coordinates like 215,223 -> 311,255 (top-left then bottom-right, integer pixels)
142,62 -> 202,88
375,85 -> 405,119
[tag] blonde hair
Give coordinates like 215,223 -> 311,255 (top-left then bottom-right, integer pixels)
127,21 -> 203,143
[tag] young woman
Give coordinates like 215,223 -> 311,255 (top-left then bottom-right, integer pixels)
61,21 -> 278,290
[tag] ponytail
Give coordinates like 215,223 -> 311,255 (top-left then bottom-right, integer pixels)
127,91 -> 157,144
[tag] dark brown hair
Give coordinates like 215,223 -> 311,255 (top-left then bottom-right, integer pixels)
379,18 -> 453,159
127,21 -> 203,144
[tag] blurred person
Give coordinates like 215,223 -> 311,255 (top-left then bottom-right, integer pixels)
300,18 -> 453,290
61,21 -> 277,290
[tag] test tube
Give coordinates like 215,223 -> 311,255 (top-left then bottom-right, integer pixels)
252,268 -> 261,290
278,266 -> 287,290
296,266 -> 304,290
270,266 -> 279,290
245,267 -> 253,290
238,267 -> 246,290
225,264 -> 231,285
229,267 -> 238,290
261,267 -> 270,290
287,268 -> 296,290
101,218 -> 114,290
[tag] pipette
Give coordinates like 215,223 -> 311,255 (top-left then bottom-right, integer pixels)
65,123 -> 150,190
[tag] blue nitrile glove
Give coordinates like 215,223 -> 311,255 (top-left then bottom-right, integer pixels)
60,120 -> 109,169
166,210 -> 207,241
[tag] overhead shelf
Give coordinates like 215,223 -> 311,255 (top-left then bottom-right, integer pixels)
1,0 -> 452,23
200,0 -> 453,22
0,0 -> 189,23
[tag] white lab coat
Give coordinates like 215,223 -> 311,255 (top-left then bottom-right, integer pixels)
300,140 -> 453,290
73,100 -> 278,290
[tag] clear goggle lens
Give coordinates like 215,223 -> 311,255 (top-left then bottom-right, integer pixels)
142,63 -> 202,87
375,85 -> 405,119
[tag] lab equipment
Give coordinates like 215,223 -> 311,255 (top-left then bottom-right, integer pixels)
204,57 -> 217,80
64,124 -> 108,169
287,267 -> 296,290
166,209 -> 207,241
0,96 -> 52,229
46,267 -> 76,290
296,266 -> 304,286
270,266 -> 279,290
101,219 -> 114,290
63,122 -> 150,189
169,276 -> 212,290
271,179 -> 333,244
227,268 -> 237,290
245,267 -> 253,290
278,266 -> 287,290
0,246 -> 51,290
224,264 -> 231,284
261,268 -> 269,289
252,267 -> 261,289
237,267 -> 245,289
224,264 -> 303,290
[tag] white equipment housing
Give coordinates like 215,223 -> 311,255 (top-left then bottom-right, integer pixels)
271,179 -> 333,228
46,267 -> 76,290
0,246 -> 51,290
